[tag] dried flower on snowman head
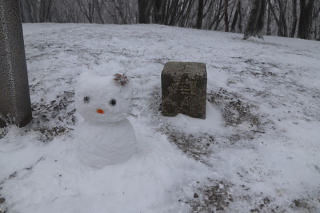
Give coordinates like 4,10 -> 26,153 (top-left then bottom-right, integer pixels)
114,73 -> 129,86
76,73 -> 132,124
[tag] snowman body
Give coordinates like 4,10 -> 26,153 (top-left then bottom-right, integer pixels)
76,73 -> 137,168
77,120 -> 136,168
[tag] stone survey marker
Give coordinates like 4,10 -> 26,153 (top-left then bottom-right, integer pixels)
0,0 -> 32,127
161,62 -> 207,119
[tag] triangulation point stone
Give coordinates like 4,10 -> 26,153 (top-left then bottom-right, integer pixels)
161,62 -> 207,119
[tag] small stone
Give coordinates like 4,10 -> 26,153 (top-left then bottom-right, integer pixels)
0,197 -> 5,204
161,62 -> 207,119
0,118 -> 6,128
193,193 -> 199,198
263,197 -> 271,205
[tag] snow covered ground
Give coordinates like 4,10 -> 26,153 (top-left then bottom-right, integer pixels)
1,24 -> 320,212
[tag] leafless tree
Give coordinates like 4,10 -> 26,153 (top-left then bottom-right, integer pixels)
20,0 -> 38,22
290,0 -> 298,37
267,0 -> 288,37
196,0 -> 204,29
266,1 -> 272,35
224,0 -> 229,31
231,0 -> 242,32
39,0 -> 53,22
76,0 -> 101,23
244,0 -> 267,39
298,0 -> 315,39
138,0 -> 153,23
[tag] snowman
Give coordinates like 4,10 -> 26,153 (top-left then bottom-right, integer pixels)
75,72 -> 137,168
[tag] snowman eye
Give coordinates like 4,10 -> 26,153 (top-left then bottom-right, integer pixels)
110,99 -> 117,106
84,96 -> 90,104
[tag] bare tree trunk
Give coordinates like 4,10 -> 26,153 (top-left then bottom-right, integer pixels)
290,0 -> 298,37
77,0 -> 94,23
22,0 -> 36,23
19,0 -> 25,22
318,20 -> 320,40
267,0 -> 287,37
298,0 -> 315,39
179,0 -> 196,27
238,1 -> 243,32
114,0 -> 128,24
266,1 -> 272,35
231,0 -> 241,32
196,0 -> 204,29
277,0 -> 288,37
168,0 -> 180,26
138,0 -> 147,24
154,0 -> 163,23
244,0 -> 267,39
224,0 -> 229,32
94,0 -> 105,24
0,0 -> 33,127
88,1 -> 95,23
138,0 -> 152,23
208,0 -> 223,30
257,0 -> 267,36
39,0 -> 52,22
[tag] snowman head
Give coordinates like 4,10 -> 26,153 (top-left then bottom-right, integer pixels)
76,73 -> 131,124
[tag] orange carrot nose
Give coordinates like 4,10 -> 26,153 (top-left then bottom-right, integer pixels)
96,109 -> 104,114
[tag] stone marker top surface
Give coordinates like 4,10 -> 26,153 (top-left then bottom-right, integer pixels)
162,62 -> 207,77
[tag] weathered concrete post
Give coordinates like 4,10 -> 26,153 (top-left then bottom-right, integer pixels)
0,0 -> 32,127
162,62 -> 207,119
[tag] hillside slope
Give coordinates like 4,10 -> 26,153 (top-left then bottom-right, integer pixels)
0,24 -> 320,213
